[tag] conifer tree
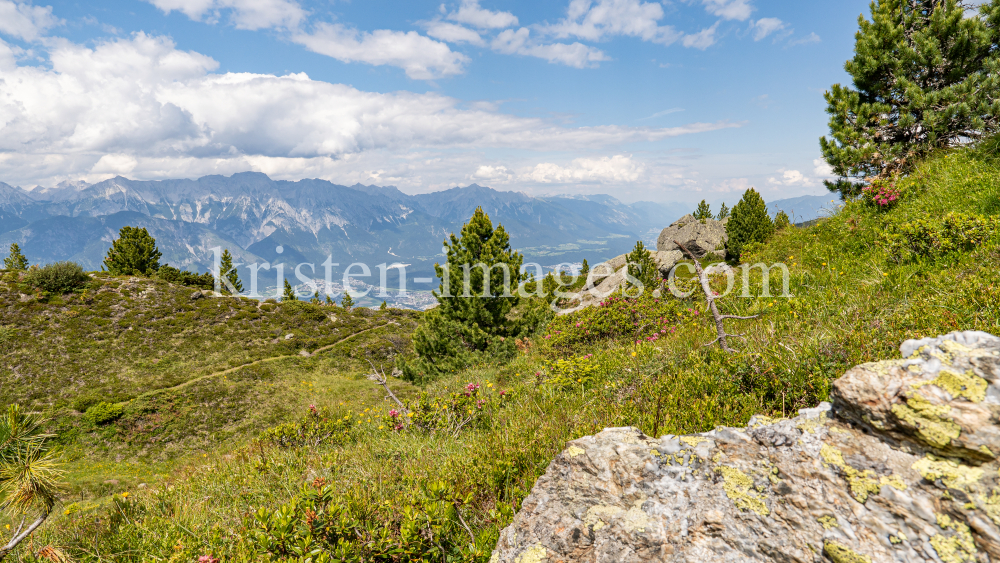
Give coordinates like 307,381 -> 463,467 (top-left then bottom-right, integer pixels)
325,295 -> 335,306
103,226 -> 162,276
774,211 -> 792,230
726,188 -> 774,260
403,207 -> 526,382
3,243 -> 28,271
693,200 -> 712,221
625,240 -> 660,294
341,292 -> 354,310
282,279 -> 297,301
219,249 -> 243,295
580,258 -> 590,276
821,0 -> 1000,196
380,300 -> 387,310
716,203 -> 730,220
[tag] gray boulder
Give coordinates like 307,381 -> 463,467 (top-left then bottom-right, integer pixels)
589,250 -> 685,284
491,331 -> 1000,563
657,214 -> 727,258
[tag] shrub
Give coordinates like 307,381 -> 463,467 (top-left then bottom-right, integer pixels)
83,402 -> 125,426
625,240 -> 660,294
156,265 -> 214,290
389,383 -> 509,434
862,178 -> 903,208
543,294 -> 696,348
71,395 -> 102,413
880,212 -> 1000,262
25,261 -> 90,294
260,406 -> 355,448
716,202 -> 730,220
726,188 -> 774,260
774,211 -> 791,230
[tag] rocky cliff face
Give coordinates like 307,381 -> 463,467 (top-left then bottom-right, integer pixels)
490,331 -> 1000,562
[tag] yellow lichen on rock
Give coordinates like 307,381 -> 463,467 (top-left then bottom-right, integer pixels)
913,369 -> 987,403
817,515 -> 838,529
930,514 -> 978,563
890,394 -> 960,448
679,436 -> 707,447
912,456 -> 984,491
820,444 -> 900,503
796,418 -> 825,434
566,446 -> 586,458
823,540 -> 872,563
716,466 -> 769,516
514,543 -> 548,563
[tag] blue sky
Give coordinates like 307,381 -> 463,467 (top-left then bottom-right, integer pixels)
0,0 -> 874,203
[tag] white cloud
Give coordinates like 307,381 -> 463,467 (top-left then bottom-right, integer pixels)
472,164 -> 512,182
711,177 -> 750,193
491,27 -> 609,68
813,158 -> 833,177
700,0 -> 753,21
545,0 -> 682,45
446,0 -> 518,29
750,17 -> 785,41
788,32 -> 821,46
0,33 -> 739,187
768,169 -> 815,187
291,23 -> 468,79
425,21 -> 484,45
524,155 -> 644,184
0,0 -> 61,41
146,0 -> 306,30
682,22 -> 719,49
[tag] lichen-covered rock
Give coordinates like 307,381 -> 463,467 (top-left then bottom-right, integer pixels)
490,331 -> 1000,562
656,214 -> 727,258
587,250 -> 685,284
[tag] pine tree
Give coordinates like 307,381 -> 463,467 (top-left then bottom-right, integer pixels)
341,292 -> 354,310
282,279 -> 297,301
580,259 -> 590,276
726,188 -> 774,260
716,202 -> 730,221
774,211 -> 792,230
3,243 -> 28,271
403,207 -> 525,382
380,300 -> 387,310
325,295 -> 335,306
219,249 -> 243,295
693,200 -> 712,221
103,226 -> 162,276
625,240 -> 660,294
821,0 -> 1000,197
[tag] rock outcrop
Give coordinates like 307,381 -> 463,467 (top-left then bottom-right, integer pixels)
587,250 -> 684,284
656,214 -> 727,258
491,331 -> 1000,562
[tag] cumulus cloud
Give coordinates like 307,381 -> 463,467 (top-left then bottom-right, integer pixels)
291,23 -> 468,79
545,0 -> 682,45
472,164 -> 513,182
788,32 -> 821,46
145,0 -> 306,30
700,0 -> 753,21
813,158 -> 833,177
425,21 -> 484,45
750,17 -> 785,41
524,155 -> 644,184
446,0 -> 518,29
682,22 -> 719,49
0,33 -> 739,186
0,0 -> 61,41
768,169 -> 815,187
491,27 -> 609,68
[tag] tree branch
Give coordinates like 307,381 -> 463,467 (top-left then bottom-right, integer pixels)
366,360 -> 408,413
0,510 -> 49,562
675,241 -> 758,354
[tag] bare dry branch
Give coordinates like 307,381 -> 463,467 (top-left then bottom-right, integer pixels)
366,359 -> 408,413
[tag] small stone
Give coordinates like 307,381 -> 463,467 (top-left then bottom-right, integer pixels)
190,291 -> 204,300
285,334 -> 294,340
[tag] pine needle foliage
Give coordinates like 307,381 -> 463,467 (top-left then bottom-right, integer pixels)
693,200 -> 712,221
726,188 -> 774,260
716,203 -> 730,220
2,244 -> 28,272
625,240 -> 660,295
774,211 -> 792,230
219,249 -> 243,295
820,0 -> 1000,196
103,227 -> 162,276
282,279 -> 297,302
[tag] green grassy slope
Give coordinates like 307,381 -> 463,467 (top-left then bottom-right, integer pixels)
3,146 -> 1000,562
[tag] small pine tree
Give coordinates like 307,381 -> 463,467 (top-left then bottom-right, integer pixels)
311,291 -> 320,304
325,295 -> 335,306
282,279 -> 297,301
716,203 -> 730,221
103,226 -> 162,276
580,258 -> 590,276
380,300 -> 387,310
726,188 -> 774,260
3,243 -> 28,271
625,240 -> 660,294
774,211 -> 791,230
219,249 -> 243,295
820,0 -> 1000,195
341,292 -> 354,310
693,200 -> 712,222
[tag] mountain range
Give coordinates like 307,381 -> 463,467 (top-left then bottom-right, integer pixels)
0,173 -> 834,296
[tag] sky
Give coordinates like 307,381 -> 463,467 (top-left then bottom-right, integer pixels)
0,0 -> 876,204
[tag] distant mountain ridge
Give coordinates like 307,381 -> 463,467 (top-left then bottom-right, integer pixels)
0,174 -> 690,282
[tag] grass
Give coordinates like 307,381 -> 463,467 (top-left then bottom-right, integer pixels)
3,144 -> 1000,561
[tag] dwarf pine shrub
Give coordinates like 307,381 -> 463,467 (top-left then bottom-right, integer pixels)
25,261 -> 90,294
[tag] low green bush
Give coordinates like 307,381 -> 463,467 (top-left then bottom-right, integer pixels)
25,261 -> 90,294
155,265 -> 215,290
543,294 -> 696,348
880,211 -> 1000,262
84,402 -> 125,426
260,406 -> 356,448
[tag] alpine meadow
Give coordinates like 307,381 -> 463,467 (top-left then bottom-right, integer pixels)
3,1 -> 1000,562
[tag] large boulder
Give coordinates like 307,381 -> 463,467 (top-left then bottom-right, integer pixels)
588,250 -> 684,284
491,331 -> 1000,562
657,214 -> 727,258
